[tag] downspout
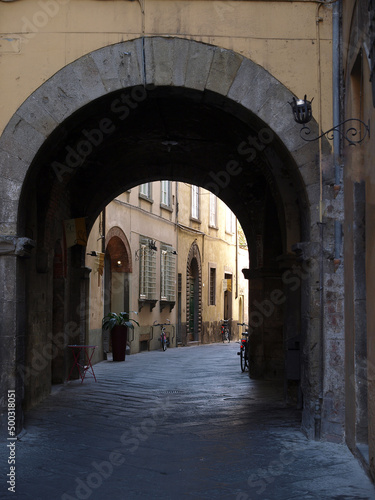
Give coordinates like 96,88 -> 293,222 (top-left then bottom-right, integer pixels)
315,0 -> 341,441
333,1 -> 342,265
315,1 -> 324,441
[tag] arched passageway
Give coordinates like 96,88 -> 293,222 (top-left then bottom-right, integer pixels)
0,37 -> 328,439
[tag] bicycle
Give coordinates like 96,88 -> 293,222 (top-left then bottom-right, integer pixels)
153,319 -> 170,351
237,322 -> 249,372
221,319 -> 231,343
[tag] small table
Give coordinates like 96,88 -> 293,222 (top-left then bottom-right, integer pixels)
68,345 -> 98,383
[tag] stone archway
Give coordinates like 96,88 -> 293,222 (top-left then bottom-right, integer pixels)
0,37 -> 332,439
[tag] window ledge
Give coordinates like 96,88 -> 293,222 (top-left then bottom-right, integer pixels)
160,300 -> 176,313
160,203 -> 173,212
138,298 -> 157,312
139,194 -> 153,203
190,217 -> 201,224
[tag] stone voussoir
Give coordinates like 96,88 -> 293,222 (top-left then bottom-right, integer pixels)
185,40 -> 215,91
71,54 -> 108,102
29,65 -> 91,124
0,149 -> 29,183
206,47 -> 243,96
0,177 -> 22,202
15,96 -> 59,138
227,57 -> 262,104
0,114 -> 46,165
90,43 -> 132,93
145,37 -> 177,87
111,39 -> 145,89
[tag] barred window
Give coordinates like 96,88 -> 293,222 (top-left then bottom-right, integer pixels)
139,237 -> 157,300
209,265 -> 216,306
160,244 -> 176,302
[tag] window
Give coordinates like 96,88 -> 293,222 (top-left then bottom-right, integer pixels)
226,206 -> 236,234
209,264 -> 216,306
209,193 -> 217,227
160,244 -> 176,302
139,237 -> 156,300
139,183 -> 152,200
161,181 -> 171,207
191,185 -> 199,220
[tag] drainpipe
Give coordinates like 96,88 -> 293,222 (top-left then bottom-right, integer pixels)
315,0 -> 324,442
333,1 -> 342,267
315,0 -> 341,441
314,0 -> 341,441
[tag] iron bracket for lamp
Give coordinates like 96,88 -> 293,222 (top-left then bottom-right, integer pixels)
135,240 -> 158,261
289,95 -> 370,146
299,118 -> 370,146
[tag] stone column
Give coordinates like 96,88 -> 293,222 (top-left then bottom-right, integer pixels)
277,253 -> 302,407
243,269 -> 265,379
0,236 -> 35,437
292,241 -> 322,439
80,266 -> 92,346
243,268 -> 284,380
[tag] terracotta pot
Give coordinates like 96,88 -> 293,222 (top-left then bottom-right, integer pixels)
111,325 -> 128,361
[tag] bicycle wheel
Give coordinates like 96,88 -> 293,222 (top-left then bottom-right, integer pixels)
244,345 -> 249,370
162,335 -> 167,351
240,348 -> 246,372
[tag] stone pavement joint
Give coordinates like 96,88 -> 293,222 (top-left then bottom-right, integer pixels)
1,343 -> 374,499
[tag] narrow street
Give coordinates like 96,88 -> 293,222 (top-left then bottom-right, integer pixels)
6,343 -> 375,500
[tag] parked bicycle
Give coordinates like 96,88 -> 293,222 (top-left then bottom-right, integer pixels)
221,319 -> 231,343
237,322 -> 249,372
153,319 -> 171,351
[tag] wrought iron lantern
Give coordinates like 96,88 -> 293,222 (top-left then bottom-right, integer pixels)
289,95 -> 370,146
289,95 -> 313,124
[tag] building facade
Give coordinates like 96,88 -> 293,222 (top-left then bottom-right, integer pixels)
342,0 -> 375,479
85,181 -> 248,363
1,0 -> 374,483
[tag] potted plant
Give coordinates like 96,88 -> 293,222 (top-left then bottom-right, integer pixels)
102,312 -> 139,361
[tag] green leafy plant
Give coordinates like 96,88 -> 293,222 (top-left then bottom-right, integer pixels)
102,311 -> 139,331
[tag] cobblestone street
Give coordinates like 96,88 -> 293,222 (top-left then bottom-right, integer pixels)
2,343 -> 375,499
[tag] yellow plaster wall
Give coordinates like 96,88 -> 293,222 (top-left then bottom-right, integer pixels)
0,0 -> 333,135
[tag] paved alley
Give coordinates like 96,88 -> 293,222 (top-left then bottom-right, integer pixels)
2,343 -> 375,499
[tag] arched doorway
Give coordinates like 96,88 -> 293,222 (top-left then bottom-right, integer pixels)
186,242 -> 202,343
102,227 -> 132,354
0,37 -> 327,439
105,229 -> 132,313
